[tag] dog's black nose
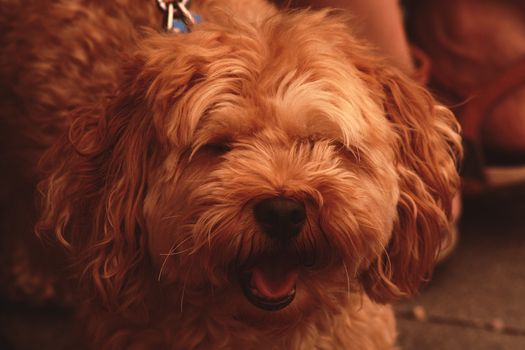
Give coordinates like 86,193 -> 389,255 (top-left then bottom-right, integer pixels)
253,197 -> 306,240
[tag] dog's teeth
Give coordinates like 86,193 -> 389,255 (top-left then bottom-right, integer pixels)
287,288 -> 295,296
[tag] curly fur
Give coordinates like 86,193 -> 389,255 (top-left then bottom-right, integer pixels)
1,0 -> 461,349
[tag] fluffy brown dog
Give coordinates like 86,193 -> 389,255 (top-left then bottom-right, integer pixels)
0,0 -> 461,349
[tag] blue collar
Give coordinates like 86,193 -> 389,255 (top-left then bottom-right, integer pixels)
172,12 -> 202,33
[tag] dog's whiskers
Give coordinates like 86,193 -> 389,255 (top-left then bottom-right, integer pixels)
180,264 -> 192,313
159,247 -> 193,257
343,261 -> 351,296
234,234 -> 244,268
161,214 -> 181,221
318,220 -> 332,248
158,236 -> 193,281
377,239 -> 392,273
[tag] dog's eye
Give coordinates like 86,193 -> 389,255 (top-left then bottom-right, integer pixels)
202,142 -> 232,154
330,140 -> 361,159
330,140 -> 347,151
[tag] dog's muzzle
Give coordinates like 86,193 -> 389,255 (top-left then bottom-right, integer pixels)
240,197 -> 306,311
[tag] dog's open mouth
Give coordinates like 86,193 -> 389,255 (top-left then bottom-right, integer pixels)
240,260 -> 298,311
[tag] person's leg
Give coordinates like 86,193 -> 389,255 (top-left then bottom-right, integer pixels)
284,0 -> 414,73
407,0 -> 525,188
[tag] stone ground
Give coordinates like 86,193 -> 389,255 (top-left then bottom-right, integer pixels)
1,186 -> 524,349
396,185 -> 525,350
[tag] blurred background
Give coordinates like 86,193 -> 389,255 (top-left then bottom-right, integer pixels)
397,1 -> 525,348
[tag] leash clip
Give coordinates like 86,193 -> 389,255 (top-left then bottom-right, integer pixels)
157,0 -> 195,32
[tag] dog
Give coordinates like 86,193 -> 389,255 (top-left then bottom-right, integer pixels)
0,0 -> 461,348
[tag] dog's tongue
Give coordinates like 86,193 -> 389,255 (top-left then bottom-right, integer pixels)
251,265 -> 298,300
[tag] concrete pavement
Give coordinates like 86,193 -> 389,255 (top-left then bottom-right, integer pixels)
396,186 -> 525,350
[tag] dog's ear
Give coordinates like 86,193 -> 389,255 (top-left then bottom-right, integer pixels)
35,33 -> 218,309
360,66 -> 461,303
36,87 -> 158,309
307,11 -> 461,301
35,49 -> 186,310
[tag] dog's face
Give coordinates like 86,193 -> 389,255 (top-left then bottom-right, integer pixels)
37,10 -> 460,324
145,52 -> 400,315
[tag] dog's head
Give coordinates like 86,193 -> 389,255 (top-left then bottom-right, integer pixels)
37,9 -> 460,322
